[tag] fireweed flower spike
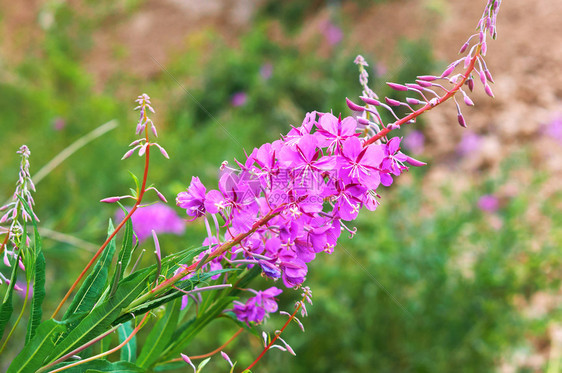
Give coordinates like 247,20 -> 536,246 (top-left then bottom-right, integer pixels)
172,1 -> 499,333
52,94 -> 169,318
354,0 -> 502,147
0,145 -> 38,277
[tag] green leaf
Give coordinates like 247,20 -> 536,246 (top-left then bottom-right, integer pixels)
161,266 -> 260,360
137,299 -> 180,368
196,357 -> 211,373
20,195 -> 46,343
63,219 -> 118,321
26,250 -> 46,343
114,268 -> 238,326
118,320 -> 137,363
53,360 -> 144,373
46,270 -> 150,364
112,202 -> 135,284
8,319 -> 65,373
0,253 -> 20,339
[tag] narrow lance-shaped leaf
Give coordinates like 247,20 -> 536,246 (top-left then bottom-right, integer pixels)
18,195 -> 47,343
46,270 -> 150,364
62,219 -> 118,320
137,298 -> 180,368
117,320 -> 137,363
0,253 -> 20,339
51,360 -> 144,373
8,319 -> 65,373
112,202 -> 135,284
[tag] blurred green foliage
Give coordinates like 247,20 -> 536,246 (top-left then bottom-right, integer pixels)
257,153 -> 562,372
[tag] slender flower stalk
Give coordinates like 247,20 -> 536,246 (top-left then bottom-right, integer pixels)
364,45 -> 481,147
163,327 -> 244,365
52,94 -> 167,319
245,295 -> 306,371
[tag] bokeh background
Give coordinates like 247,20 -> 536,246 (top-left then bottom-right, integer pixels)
1,0 -> 561,371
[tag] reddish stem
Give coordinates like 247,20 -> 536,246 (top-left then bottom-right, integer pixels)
364,46 -> 482,147
165,327 -> 244,364
245,301 -> 303,371
150,208 -> 282,296
0,232 -> 10,258
51,145 -> 151,319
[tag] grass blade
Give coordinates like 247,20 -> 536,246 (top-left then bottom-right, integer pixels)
136,298 -> 180,368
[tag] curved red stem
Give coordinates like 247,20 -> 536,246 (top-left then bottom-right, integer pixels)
51,145 -> 151,319
364,46 -> 482,147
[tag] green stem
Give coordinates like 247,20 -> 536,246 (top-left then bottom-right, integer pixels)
0,282 -> 29,354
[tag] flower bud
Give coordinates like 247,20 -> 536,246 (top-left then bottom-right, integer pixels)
360,96 -> 381,106
484,84 -> 494,98
457,114 -> 467,128
416,79 -> 432,88
345,97 -> 365,112
386,82 -> 408,91
417,75 -> 437,81
385,97 -> 401,106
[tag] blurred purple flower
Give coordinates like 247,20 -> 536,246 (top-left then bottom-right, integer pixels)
543,115 -> 562,144
231,92 -> 248,107
457,131 -> 482,156
403,130 -> 425,155
53,117 -> 66,131
322,20 -> 343,46
374,62 -> 387,77
478,194 -> 499,213
116,203 -> 186,243
260,62 -> 273,80
15,280 -> 31,299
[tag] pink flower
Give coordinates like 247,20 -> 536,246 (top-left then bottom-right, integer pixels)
260,63 -> 273,80
457,132 -> 482,156
231,92 -> 248,107
478,194 -> 499,213
115,203 -> 185,243
543,115 -> 562,145
322,21 -> 343,46
403,130 -> 425,155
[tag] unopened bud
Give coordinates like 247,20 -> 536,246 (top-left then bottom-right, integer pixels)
360,96 -> 381,106
405,156 -> 426,167
441,63 -> 457,78
484,84 -> 494,98
416,79 -> 432,88
385,97 -> 401,106
386,82 -> 408,91
346,97 -> 365,112
466,77 -> 475,92
457,114 -> 467,128
417,75 -> 437,81
463,93 -> 474,106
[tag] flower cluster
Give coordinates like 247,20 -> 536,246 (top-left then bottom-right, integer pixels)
230,286 -> 283,325
177,112 -> 424,295
0,145 -> 38,285
348,0 -> 501,142
122,93 -> 169,161
174,0 -> 500,326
